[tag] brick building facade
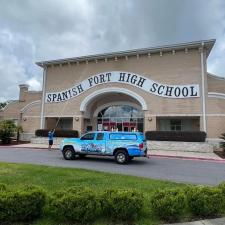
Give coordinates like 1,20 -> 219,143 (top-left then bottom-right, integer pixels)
0,39 -> 225,140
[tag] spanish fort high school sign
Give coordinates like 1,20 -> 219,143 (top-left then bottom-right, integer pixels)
46,71 -> 200,103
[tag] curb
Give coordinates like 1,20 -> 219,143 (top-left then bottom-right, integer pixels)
1,146 -> 224,163
0,146 -> 59,150
149,154 -> 225,163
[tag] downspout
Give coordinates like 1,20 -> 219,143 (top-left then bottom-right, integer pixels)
40,66 -> 47,129
200,42 -> 207,132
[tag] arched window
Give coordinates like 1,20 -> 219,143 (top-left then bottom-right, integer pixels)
97,105 -> 143,132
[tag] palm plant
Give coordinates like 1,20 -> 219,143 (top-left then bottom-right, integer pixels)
0,120 -> 17,144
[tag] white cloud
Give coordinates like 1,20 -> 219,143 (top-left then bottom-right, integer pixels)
26,77 -> 41,91
0,0 -> 225,102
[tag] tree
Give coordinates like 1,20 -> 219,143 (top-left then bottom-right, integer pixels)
0,120 -> 17,144
0,102 -> 7,110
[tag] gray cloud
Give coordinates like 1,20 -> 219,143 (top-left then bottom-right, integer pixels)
0,0 -> 224,101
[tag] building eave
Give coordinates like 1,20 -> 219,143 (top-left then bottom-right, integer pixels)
36,39 -> 216,68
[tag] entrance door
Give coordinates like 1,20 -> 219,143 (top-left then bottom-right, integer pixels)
97,105 -> 144,132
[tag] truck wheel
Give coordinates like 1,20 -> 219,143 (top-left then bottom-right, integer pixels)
115,150 -> 128,164
63,147 -> 76,160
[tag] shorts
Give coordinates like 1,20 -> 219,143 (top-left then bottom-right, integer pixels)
49,140 -> 53,145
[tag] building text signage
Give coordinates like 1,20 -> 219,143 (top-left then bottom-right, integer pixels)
46,71 -> 200,103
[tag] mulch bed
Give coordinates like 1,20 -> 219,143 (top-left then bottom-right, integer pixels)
0,140 -> 30,146
214,150 -> 225,159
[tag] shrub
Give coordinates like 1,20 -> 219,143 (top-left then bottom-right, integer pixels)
218,182 -> 225,211
0,120 -> 17,144
101,189 -> 144,221
35,129 -> 79,138
49,188 -> 100,223
186,186 -> 223,217
151,188 -> 185,221
145,131 -> 206,142
220,133 -> 225,152
0,185 -> 46,223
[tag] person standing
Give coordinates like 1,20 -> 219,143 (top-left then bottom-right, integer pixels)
48,129 -> 55,150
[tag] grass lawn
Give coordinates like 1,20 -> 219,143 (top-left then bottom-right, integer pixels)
0,162 -> 189,225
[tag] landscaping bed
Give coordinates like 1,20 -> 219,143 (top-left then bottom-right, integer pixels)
0,140 -> 30,146
0,162 -> 224,225
214,150 -> 225,159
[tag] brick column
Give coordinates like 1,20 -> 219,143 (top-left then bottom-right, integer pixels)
144,112 -> 156,132
73,116 -> 84,136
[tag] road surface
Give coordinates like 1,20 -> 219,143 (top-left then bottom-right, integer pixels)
0,147 -> 225,185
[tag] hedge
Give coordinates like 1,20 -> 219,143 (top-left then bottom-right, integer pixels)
186,186 -> 223,217
1,183 -> 225,224
49,188 -> 100,223
218,182 -> 225,211
35,129 -> 79,138
100,189 -> 144,221
0,185 -> 46,223
145,131 -> 206,142
151,188 -> 185,221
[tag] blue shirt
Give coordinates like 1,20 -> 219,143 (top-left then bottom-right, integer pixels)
48,131 -> 54,141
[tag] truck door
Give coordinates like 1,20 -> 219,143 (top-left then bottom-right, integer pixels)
95,133 -> 106,154
80,132 -> 96,153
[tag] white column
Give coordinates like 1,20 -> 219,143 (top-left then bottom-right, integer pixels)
40,66 -> 47,129
200,42 -> 207,132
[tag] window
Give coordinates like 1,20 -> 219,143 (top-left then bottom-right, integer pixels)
80,133 -> 95,140
96,133 -> 104,140
97,105 -> 144,132
170,120 -> 182,131
110,133 -> 137,140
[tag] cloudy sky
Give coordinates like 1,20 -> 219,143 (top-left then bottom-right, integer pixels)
0,0 -> 225,101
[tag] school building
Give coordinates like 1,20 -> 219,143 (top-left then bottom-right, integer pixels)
0,39 -> 225,140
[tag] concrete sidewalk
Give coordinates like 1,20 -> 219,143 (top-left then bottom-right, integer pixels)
164,217 -> 225,225
3,143 -> 225,162
150,150 -> 224,161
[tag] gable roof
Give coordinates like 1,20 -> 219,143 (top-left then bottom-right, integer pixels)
36,39 -> 216,68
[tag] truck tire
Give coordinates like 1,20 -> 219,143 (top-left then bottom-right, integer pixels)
63,147 -> 76,160
115,150 -> 128,164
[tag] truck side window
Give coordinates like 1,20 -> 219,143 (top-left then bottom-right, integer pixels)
96,133 -> 104,140
80,133 -> 95,140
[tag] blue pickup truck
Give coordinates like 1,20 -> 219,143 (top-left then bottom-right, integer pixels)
60,131 -> 147,164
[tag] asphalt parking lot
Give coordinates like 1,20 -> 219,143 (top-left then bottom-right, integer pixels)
0,147 -> 225,185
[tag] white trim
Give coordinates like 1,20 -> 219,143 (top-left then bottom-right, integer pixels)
20,100 -> 41,113
148,114 -> 202,117
207,73 -> 225,80
40,67 -> 47,129
201,42 -> 207,132
80,87 -> 148,112
22,116 -> 41,118
21,132 -> 35,134
207,114 -> 225,117
93,101 -> 142,117
27,114 -> 225,119
208,92 -> 225,100
42,115 -> 76,118
1,100 -> 18,111
36,39 -> 215,67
